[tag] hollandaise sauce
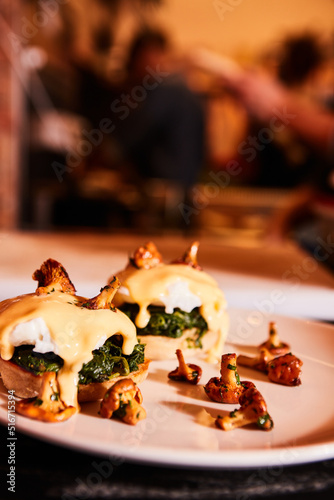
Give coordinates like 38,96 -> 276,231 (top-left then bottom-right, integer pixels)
0,291 -> 137,408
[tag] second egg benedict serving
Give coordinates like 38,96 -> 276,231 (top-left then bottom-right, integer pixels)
112,242 -> 229,361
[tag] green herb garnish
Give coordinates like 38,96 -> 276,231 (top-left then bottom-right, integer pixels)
257,414 -> 274,430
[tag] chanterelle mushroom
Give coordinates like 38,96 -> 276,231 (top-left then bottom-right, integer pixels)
267,353 -> 303,386
100,378 -> 146,425
238,348 -> 303,387
16,372 -> 76,422
237,347 -> 274,373
168,349 -> 202,384
33,258 -> 76,295
215,386 -> 274,431
259,322 -> 290,356
130,242 -> 163,270
204,353 -> 254,404
83,276 -> 120,310
171,241 -> 202,270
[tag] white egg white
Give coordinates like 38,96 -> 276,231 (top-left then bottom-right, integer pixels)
119,280 -> 202,313
9,318 -> 108,356
10,317 -> 59,354
159,281 -> 202,313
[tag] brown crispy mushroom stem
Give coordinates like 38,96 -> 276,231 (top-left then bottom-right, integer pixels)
204,353 -> 254,404
215,386 -> 274,431
15,372 -> 76,422
83,276 -> 120,310
168,349 -> 202,384
33,259 -> 76,295
259,322 -> 290,355
100,378 -> 146,425
130,242 -> 163,269
171,241 -> 202,270
267,352 -> 303,386
237,347 -> 274,373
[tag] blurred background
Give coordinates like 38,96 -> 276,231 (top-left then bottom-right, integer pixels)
0,0 -> 333,249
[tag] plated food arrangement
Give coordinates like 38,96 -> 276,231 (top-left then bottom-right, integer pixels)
112,241 -> 229,362
0,241 -> 302,432
0,258 -> 149,423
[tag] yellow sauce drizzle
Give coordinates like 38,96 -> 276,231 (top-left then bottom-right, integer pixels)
0,291 -> 137,408
114,264 -> 228,360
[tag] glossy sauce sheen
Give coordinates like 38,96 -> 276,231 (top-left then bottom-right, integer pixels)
114,264 -> 228,359
0,291 -> 137,408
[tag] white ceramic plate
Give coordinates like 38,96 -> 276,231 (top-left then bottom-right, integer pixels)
1,307 -> 334,468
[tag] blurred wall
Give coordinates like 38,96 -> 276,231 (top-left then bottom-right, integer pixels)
156,0 -> 334,59
0,0 -> 23,229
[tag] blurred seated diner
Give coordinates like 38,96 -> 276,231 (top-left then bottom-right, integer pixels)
23,24 -> 206,233
76,27 -> 206,232
193,33 -> 334,270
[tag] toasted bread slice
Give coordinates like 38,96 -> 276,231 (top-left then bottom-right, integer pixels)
0,357 -> 150,403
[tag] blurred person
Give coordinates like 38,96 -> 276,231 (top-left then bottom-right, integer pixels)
21,0 -> 169,230
111,29 -> 206,214
241,33 -> 329,188
71,27 -> 206,231
193,36 -> 334,270
251,72 -> 334,270
225,34 -> 332,152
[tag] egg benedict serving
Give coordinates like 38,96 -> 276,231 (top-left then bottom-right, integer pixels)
0,259 -> 149,422
112,242 -> 229,361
